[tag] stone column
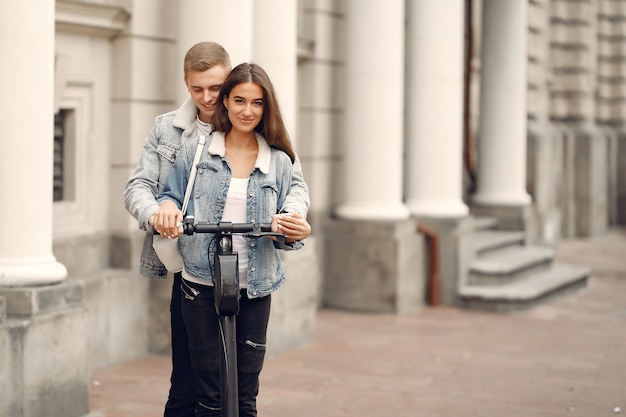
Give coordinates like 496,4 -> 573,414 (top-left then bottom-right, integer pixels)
176,0 -> 316,356
324,2 -> 422,314
253,0 -> 298,141
0,0 -> 67,286
550,1 -> 607,237
472,0 -> 532,229
334,0 -> 409,220
404,0 -> 470,307
176,0 -> 254,102
405,0 -> 469,219
0,4 -> 88,417
144,0 -> 258,356
253,0 -> 316,353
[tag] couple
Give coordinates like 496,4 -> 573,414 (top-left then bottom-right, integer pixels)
124,41 -> 311,417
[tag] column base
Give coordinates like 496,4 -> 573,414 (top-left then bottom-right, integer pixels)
147,238 -> 322,359
334,202 -> 410,221
618,132 -> 626,225
407,199 -> 469,218
322,218 -> 424,313
268,236 -> 320,356
0,281 -> 89,417
572,129 -> 609,237
470,203 -> 535,233
0,257 -> 67,287
471,190 -> 532,206
415,216 -> 473,306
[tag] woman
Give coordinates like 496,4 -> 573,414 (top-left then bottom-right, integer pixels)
155,62 -> 311,417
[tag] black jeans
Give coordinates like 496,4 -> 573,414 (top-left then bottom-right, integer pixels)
164,272 -> 196,417
181,278 -> 271,417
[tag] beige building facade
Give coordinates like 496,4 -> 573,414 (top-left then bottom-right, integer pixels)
1,0 -> 625,415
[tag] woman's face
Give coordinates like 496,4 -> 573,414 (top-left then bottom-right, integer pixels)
223,81 -> 264,135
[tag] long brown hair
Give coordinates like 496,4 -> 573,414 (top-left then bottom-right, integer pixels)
212,62 -> 296,162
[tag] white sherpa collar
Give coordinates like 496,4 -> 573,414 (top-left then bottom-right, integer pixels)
173,98 -> 199,131
208,131 -> 272,174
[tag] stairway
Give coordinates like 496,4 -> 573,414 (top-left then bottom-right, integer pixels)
458,217 -> 590,312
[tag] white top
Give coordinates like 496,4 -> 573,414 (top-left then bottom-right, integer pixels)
222,177 -> 249,288
183,177 -> 249,288
196,116 -> 212,136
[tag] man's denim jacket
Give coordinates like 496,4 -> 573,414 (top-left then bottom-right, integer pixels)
123,98 -> 309,279
157,132 -> 309,298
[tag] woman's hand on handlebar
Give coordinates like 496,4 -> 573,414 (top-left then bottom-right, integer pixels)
272,212 -> 311,243
151,200 -> 184,239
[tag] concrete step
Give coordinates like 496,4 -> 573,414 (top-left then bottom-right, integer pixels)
472,216 -> 499,231
469,245 -> 555,285
459,263 -> 590,312
472,229 -> 525,255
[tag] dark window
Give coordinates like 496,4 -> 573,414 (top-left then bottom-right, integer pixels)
53,111 -> 66,202
53,109 -> 76,202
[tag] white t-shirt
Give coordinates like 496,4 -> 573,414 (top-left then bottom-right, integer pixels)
182,177 -> 249,289
222,177 -> 249,288
196,116 -> 212,136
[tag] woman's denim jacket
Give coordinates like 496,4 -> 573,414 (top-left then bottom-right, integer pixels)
123,98 -> 309,279
157,131 -> 309,298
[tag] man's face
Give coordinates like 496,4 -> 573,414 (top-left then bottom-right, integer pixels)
184,64 -> 229,123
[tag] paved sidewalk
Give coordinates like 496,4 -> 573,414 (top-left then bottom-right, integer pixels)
90,228 -> 626,417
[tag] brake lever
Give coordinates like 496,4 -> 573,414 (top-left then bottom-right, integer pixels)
245,224 -> 290,249
245,223 -> 283,239
246,231 -> 284,239
272,235 -> 292,250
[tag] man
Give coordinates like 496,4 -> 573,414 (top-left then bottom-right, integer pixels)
124,42 -> 310,416
124,41 -> 232,416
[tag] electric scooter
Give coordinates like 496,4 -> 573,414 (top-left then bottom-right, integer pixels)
180,216 -> 287,417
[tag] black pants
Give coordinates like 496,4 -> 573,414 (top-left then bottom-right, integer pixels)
181,278 -> 271,417
164,272 -> 196,417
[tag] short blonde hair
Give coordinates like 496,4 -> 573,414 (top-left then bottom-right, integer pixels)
183,42 -> 231,76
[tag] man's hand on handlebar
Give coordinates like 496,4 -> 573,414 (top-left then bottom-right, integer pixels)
150,200 -> 184,239
272,212 -> 311,243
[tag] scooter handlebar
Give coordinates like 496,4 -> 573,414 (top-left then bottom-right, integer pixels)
153,216 -> 290,248
182,216 -> 274,236
152,216 -> 273,235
